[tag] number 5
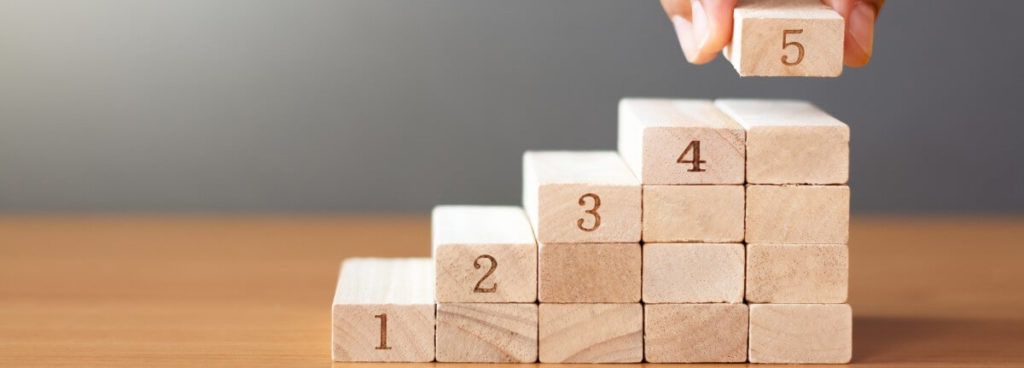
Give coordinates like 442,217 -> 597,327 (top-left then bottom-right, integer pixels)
781,29 -> 804,66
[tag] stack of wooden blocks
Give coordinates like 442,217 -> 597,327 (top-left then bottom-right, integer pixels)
332,98 -> 851,364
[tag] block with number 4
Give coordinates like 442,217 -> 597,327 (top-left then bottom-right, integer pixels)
523,151 -> 641,243
618,98 -> 745,184
331,258 -> 435,362
432,205 -> 536,303
725,0 -> 844,77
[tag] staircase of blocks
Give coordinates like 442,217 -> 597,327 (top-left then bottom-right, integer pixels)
331,98 -> 851,364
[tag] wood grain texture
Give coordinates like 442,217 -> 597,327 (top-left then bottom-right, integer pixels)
724,0 -> 844,77
642,243 -> 745,303
747,243 -> 848,303
645,303 -> 748,363
538,242 -> 641,303
523,151 -> 641,243
642,185 -> 745,242
538,303 -> 643,363
716,99 -> 849,184
431,205 -> 536,303
749,303 -> 853,363
2,215 -> 1023,367
331,258 -> 435,362
435,303 -> 537,363
747,184 -> 850,244
617,98 -> 745,184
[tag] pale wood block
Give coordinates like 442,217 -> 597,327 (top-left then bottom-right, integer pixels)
642,185 -> 745,242
435,303 -> 538,363
724,0 -> 844,77
746,185 -> 849,244
538,303 -> 643,363
331,258 -> 435,362
538,242 -> 641,303
523,151 -> 641,243
747,243 -> 849,303
716,99 -> 849,184
645,304 -> 748,363
642,243 -> 744,303
617,98 -> 745,184
749,304 -> 853,363
432,205 -> 537,303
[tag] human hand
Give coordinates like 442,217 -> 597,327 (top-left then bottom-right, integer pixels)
661,0 -> 884,67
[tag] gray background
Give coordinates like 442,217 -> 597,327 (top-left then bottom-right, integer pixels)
0,0 -> 1021,213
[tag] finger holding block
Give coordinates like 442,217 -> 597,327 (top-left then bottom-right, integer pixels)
523,151 -> 641,243
617,98 -> 745,184
539,303 -> 643,363
645,304 -> 749,363
746,185 -> 850,244
716,99 -> 849,184
539,242 -> 641,303
331,258 -> 435,362
432,205 -> 537,303
725,0 -> 844,77
436,303 -> 538,363
643,185 -> 745,243
749,304 -> 853,363
747,243 -> 849,303
642,243 -> 745,303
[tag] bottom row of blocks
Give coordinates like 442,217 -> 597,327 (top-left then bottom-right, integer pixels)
333,302 -> 852,364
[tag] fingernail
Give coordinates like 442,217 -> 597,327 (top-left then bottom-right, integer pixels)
691,0 -> 709,55
849,2 -> 876,59
671,15 -> 699,62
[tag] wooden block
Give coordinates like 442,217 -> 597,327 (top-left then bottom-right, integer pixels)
538,303 -> 643,363
716,99 -> 849,184
746,185 -> 849,244
724,0 -> 844,77
749,304 -> 852,363
538,242 -> 641,303
642,185 -> 745,242
747,243 -> 849,303
523,151 -> 641,243
432,205 -> 537,303
642,243 -> 744,303
617,98 -> 745,184
645,304 -> 748,363
331,258 -> 434,362
435,303 -> 538,363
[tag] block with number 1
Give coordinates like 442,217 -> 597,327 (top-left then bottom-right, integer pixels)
523,151 -> 641,243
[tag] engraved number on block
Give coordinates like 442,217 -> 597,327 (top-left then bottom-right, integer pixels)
374,313 -> 392,350
576,193 -> 602,232
781,29 -> 805,66
677,140 -> 707,172
472,254 -> 498,293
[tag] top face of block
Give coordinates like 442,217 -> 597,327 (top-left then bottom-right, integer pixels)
727,0 -> 844,77
333,258 -> 435,305
618,99 -> 746,184
523,151 -> 641,243
716,99 -> 849,184
432,206 -> 535,246
523,151 -> 639,185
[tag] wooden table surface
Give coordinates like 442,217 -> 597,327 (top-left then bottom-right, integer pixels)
1,215 -> 1022,367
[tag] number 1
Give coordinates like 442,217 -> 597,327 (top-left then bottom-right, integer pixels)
374,313 -> 392,350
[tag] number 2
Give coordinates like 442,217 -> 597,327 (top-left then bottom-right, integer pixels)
781,29 -> 804,66
677,140 -> 706,172
473,255 -> 497,293
577,193 -> 601,232
374,313 -> 392,350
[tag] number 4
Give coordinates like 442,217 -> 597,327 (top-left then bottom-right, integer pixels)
677,140 -> 706,172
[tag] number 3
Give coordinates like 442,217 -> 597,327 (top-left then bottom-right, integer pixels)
781,29 -> 804,66
577,193 -> 601,232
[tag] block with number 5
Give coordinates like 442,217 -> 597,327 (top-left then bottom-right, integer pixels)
618,98 -> 745,185
724,0 -> 844,77
523,151 -> 641,243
